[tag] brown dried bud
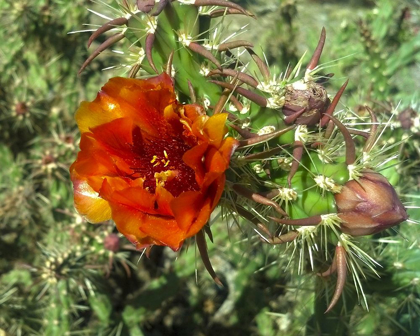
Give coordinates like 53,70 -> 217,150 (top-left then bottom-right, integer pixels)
15,102 -> 29,115
104,233 -> 120,253
137,0 -> 155,13
398,107 -> 416,130
335,171 -> 408,236
42,154 -> 55,165
283,81 -> 329,126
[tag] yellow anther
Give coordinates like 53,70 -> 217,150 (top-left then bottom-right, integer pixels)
153,162 -> 160,167
150,155 -> 158,164
164,160 -> 170,167
164,150 -> 168,159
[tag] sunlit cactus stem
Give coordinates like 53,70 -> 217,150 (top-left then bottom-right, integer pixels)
80,0 -> 256,107
77,0 -> 409,320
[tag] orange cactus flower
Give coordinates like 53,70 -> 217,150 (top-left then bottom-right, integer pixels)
70,73 -> 238,251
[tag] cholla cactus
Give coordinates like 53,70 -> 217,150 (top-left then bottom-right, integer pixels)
74,0 -> 408,311
70,0 -> 413,331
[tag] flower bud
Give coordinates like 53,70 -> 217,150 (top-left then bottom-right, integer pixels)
334,171 -> 408,236
283,81 -> 329,126
104,233 -> 120,253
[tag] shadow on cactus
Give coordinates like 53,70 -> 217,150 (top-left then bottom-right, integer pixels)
73,0 -> 410,321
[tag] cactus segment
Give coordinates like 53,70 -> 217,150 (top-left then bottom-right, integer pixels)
76,1 -> 408,315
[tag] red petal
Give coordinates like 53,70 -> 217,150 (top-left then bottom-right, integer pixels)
90,118 -> 134,158
182,142 -> 208,185
110,202 -> 185,251
99,178 -> 160,215
171,191 -> 203,231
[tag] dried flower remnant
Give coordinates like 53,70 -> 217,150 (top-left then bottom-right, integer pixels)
70,73 -> 238,251
104,233 -> 120,253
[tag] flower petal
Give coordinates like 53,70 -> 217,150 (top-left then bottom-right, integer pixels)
202,113 -> 228,147
99,178 -> 159,215
182,142 -> 208,185
110,202 -> 185,251
171,191 -> 203,231
89,117 -> 134,158
71,170 -> 112,223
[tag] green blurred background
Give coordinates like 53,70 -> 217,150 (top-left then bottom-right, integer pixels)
0,0 -> 419,335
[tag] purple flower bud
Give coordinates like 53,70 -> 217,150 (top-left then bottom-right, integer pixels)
104,233 -> 120,253
334,171 -> 408,236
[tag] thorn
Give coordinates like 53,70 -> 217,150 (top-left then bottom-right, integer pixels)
188,80 -> 197,103
348,129 -> 370,138
323,119 -> 334,141
316,73 -> 334,85
165,51 -> 175,76
233,184 -> 287,216
285,65 -> 293,80
145,246 -> 152,258
128,63 -> 141,78
246,48 -> 270,81
209,8 -> 255,18
318,253 -> 337,277
235,205 -> 263,227
203,224 -> 214,243
229,95 -> 243,112
325,244 -> 347,313
363,106 -> 378,153
214,69 -> 240,114
87,17 -> 128,48
208,80 -> 267,107
196,229 -> 222,286
78,32 -> 125,75
322,114 -> 356,166
229,123 -> 258,139
188,42 -> 221,69
207,69 -> 258,87
213,88 -> 231,114
269,215 -> 322,226
151,0 -> 170,16
145,33 -> 158,73
218,40 -> 254,51
238,126 -> 295,148
307,27 -> 326,71
287,140 -> 303,187
241,147 -> 284,160
256,223 -> 273,238
284,107 -> 306,125
320,79 -> 349,127
194,0 -> 248,15
265,230 -> 299,245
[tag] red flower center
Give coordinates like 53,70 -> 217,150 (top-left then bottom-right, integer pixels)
128,126 -> 199,197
